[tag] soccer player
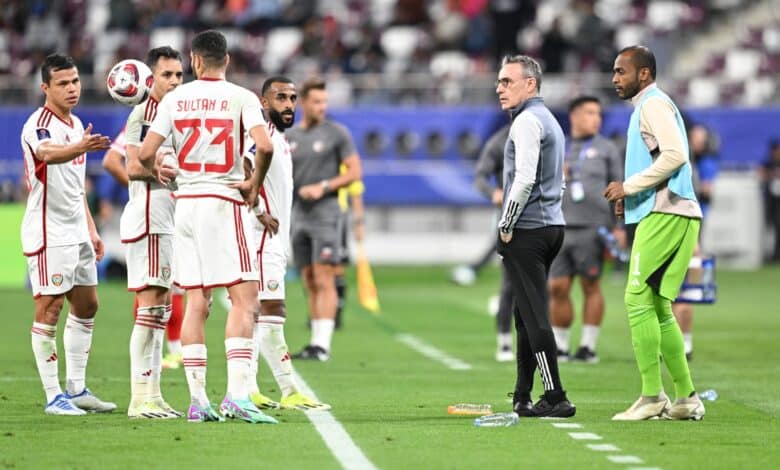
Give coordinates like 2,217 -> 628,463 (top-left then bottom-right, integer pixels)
22,53 -> 116,415
136,30 -> 276,424
287,78 -> 362,361
102,129 -> 185,371
242,76 -> 330,411
473,124 -> 515,362
606,45 -> 705,420
120,46 -> 184,418
549,96 -> 623,364
495,55 -> 575,418
334,163 -> 366,330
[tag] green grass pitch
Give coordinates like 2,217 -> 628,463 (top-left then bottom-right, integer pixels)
1,265 -> 778,469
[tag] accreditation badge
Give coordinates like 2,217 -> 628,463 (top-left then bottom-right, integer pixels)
570,180 -> 585,202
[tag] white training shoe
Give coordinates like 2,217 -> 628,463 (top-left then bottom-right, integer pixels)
67,388 -> 117,413
664,393 -> 705,421
612,392 -> 670,421
495,346 -> 514,362
45,394 -> 87,416
128,400 -> 178,419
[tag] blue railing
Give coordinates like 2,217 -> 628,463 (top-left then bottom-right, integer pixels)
2,105 -> 778,205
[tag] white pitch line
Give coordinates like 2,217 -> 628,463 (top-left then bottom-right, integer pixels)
552,422 -> 583,428
568,432 -> 603,440
628,467 -> 662,470
291,368 -> 378,470
608,456 -> 644,464
587,444 -> 621,452
396,333 -> 472,370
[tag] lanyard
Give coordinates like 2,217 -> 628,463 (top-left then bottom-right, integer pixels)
568,137 -> 594,179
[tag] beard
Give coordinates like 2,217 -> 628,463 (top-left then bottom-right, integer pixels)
270,109 -> 295,130
621,74 -> 642,100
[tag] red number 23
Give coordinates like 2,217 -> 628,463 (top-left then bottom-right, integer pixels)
174,118 -> 234,173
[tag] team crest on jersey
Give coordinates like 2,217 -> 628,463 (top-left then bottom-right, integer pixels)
267,279 -> 279,292
51,274 -> 63,286
312,140 -> 324,153
319,245 -> 334,261
36,128 -> 51,140
161,267 -> 171,281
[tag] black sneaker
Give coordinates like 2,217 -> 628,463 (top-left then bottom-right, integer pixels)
513,400 -> 534,417
292,345 -> 330,361
572,346 -> 599,364
557,349 -> 570,363
530,395 -> 576,418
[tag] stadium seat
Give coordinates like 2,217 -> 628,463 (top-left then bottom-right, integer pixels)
430,51 -> 471,78
763,27 -> 780,53
687,77 -> 720,107
262,27 -> 303,73
646,1 -> 687,33
724,48 -> 762,82
742,77 -> 776,106
149,27 -> 186,53
614,24 -> 647,49
595,0 -> 633,28
380,27 -> 420,61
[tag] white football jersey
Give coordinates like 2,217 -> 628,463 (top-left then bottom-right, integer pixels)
149,78 -> 266,201
121,96 -> 176,241
20,107 -> 89,255
243,121 -> 293,256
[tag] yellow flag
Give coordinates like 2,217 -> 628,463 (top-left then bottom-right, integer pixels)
356,241 -> 380,314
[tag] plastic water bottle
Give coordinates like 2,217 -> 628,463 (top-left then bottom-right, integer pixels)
474,412 -> 519,427
597,226 -> 629,263
699,389 -> 718,401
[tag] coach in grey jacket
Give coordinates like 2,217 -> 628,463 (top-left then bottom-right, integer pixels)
495,54 -> 575,418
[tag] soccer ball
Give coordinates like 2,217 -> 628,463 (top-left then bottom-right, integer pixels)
450,265 -> 476,286
106,59 -> 153,106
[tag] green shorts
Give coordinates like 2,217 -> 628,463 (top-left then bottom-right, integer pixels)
626,212 -> 700,300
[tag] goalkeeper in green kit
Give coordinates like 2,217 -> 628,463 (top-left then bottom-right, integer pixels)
605,45 -> 705,421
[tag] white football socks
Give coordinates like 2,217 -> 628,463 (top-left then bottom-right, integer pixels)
130,307 -> 157,402
497,332 -> 512,350
580,324 -> 601,351
64,313 -> 94,395
149,305 -> 171,399
552,326 -> 570,353
310,318 -> 335,352
31,322 -> 61,402
225,337 -> 253,401
683,332 -> 693,355
182,344 -> 209,407
256,316 -> 297,397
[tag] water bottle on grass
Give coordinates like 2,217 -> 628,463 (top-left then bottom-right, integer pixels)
474,412 -> 519,427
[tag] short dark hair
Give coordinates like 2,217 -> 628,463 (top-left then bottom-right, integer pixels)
619,45 -> 656,79
191,30 -> 227,68
41,53 -> 76,84
261,76 -> 294,96
568,95 -> 601,113
300,77 -> 326,99
146,46 -> 182,69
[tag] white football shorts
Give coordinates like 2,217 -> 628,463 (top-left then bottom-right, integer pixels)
26,242 -> 97,297
174,197 -> 259,289
125,233 -> 174,291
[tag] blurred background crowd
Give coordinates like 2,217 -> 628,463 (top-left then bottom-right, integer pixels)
1,0 -> 779,106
